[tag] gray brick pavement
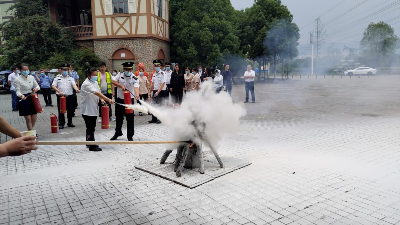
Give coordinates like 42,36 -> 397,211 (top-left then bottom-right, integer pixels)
1,76 -> 400,224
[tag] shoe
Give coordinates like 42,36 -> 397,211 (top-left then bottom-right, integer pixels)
89,146 -> 102,152
110,117 -> 116,122
110,133 -> 123,141
45,105 -> 49,107
50,105 -> 54,107
12,109 -> 18,112
148,120 -> 157,124
67,124 -> 75,127
244,101 -> 249,103
252,101 -> 255,103
156,120 -> 161,124
59,125 -> 64,129
128,138 -> 133,141
97,118 -> 102,123
139,112 -> 143,116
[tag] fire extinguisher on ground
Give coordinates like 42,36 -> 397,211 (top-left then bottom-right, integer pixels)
50,114 -> 58,133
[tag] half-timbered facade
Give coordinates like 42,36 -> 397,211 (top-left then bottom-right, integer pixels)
48,0 -> 170,71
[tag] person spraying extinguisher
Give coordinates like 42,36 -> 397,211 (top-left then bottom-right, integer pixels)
81,68 -> 115,151
110,61 -> 140,141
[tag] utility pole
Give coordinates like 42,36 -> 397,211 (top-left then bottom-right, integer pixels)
310,32 -> 314,75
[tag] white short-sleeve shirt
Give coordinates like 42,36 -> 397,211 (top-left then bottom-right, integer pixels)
151,71 -> 167,91
164,70 -> 172,85
114,73 -> 140,99
8,72 -> 19,91
52,75 -> 75,96
80,78 -> 100,116
244,70 -> 255,82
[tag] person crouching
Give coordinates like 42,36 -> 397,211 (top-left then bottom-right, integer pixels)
81,68 -> 115,151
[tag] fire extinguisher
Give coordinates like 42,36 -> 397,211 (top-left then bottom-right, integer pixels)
101,106 -> 110,129
50,114 -> 58,133
31,93 -> 43,113
60,96 -> 66,114
124,91 -> 133,114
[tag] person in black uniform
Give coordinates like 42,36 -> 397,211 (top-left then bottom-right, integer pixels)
111,62 -> 140,141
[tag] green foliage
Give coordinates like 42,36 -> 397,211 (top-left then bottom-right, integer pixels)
170,0 -> 241,69
264,19 -> 299,60
41,48 -> 102,84
360,22 -> 400,67
0,0 -> 75,69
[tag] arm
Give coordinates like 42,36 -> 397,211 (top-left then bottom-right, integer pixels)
14,79 -> 23,98
72,83 -> 80,93
112,80 -> 126,91
156,83 -> 165,95
76,79 -> 80,89
134,87 -> 140,100
32,77 -> 40,93
51,85 -> 62,96
0,116 -> 21,138
94,92 -> 114,104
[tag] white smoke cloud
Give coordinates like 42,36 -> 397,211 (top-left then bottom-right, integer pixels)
139,80 -> 247,150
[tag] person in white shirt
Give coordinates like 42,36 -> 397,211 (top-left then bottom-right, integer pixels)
51,63 -> 80,129
111,62 -> 140,141
164,62 -> 172,105
149,60 -> 166,124
244,65 -> 256,103
14,63 -> 40,132
8,66 -> 20,111
214,69 -> 223,93
81,68 -> 115,151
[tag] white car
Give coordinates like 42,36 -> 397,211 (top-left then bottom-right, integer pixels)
344,67 -> 377,76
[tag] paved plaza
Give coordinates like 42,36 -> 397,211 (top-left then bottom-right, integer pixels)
0,75 -> 400,225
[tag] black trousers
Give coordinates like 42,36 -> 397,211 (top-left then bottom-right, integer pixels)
172,90 -> 183,104
82,115 -> 97,133
41,88 -> 52,105
140,93 -> 149,101
99,93 -> 113,117
115,98 -> 134,139
151,90 -> 165,121
72,89 -> 78,111
57,95 -> 74,126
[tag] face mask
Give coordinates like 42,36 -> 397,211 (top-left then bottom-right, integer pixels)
41,73 -> 45,76
124,71 -> 132,77
199,69 -> 202,73
112,72 -> 117,76
62,71 -> 68,76
22,71 -> 30,76
31,72 -> 36,75
139,72 -> 144,76
185,71 -> 189,74
162,68 -> 166,71
192,72 -> 195,75
155,67 -> 160,72
16,70 -> 20,74
90,76 -> 98,82
166,67 -> 170,71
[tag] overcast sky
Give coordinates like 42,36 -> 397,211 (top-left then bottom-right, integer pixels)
231,0 -> 400,54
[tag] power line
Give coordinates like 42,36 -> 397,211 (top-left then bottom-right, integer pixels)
324,0 -> 371,26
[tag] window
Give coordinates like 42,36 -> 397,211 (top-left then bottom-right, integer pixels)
113,0 -> 128,14
157,0 -> 162,18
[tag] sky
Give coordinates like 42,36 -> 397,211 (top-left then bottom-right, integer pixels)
231,0 -> 400,56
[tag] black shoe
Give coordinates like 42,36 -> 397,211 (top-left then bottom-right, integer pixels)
252,101 -> 255,103
59,125 -> 64,129
244,101 -> 249,103
128,138 -> 133,141
50,105 -> 54,107
12,109 -> 18,112
110,133 -> 123,141
45,105 -> 49,107
148,120 -> 157,124
89,146 -> 102,152
67,124 -> 75,127
156,120 -> 161,124
139,112 -> 143,116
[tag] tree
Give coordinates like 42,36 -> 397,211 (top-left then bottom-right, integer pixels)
0,0 -> 75,68
238,0 -> 294,79
170,0 -> 241,69
263,19 -> 299,77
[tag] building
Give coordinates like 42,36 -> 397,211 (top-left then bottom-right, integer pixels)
0,0 -> 16,45
48,0 -> 170,71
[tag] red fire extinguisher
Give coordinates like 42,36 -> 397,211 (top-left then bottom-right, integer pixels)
31,93 -> 43,113
101,106 -> 109,129
50,114 -> 58,133
60,96 -> 66,114
124,91 -> 133,114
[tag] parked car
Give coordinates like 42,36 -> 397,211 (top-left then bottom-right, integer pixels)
344,67 -> 377,76
0,75 -> 5,90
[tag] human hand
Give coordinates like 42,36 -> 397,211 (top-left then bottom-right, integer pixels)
170,88 -> 173,92
58,91 -> 63,96
32,88 -> 38,93
154,92 -> 158,97
108,99 -> 115,105
121,86 -> 126,91
21,95 -> 27,100
5,136 -> 38,157
100,99 -> 105,105
76,89 -> 80,93
135,95 -> 140,100
112,92 -> 115,97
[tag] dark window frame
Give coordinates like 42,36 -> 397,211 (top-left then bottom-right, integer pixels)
113,0 -> 129,14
